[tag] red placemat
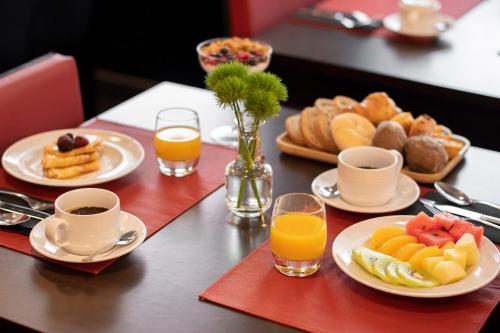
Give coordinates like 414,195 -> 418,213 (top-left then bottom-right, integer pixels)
200,187 -> 500,333
0,119 -> 236,274
291,0 -> 483,39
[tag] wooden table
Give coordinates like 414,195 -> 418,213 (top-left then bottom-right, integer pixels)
257,0 -> 500,150
0,83 -> 498,332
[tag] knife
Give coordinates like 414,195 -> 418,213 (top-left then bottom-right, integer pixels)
434,204 -> 500,226
0,200 -> 51,220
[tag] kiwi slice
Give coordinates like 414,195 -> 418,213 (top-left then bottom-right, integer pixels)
373,257 -> 396,283
396,262 -> 439,288
385,261 -> 403,285
352,247 -> 392,275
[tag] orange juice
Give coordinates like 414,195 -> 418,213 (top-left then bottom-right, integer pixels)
154,126 -> 201,161
271,213 -> 327,261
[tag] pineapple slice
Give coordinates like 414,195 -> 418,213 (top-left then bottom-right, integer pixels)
422,256 -> 444,276
431,261 -> 466,284
443,248 -> 467,269
455,233 -> 480,266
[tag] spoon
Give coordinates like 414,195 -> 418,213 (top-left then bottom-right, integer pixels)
434,182 -> 500,211
319,183 -> 340,198
81,230 -> 138,262
0,211 -> 31,226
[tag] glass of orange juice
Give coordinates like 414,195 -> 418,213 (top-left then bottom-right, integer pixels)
154,107 -> 201,177
271,193 -> 327,277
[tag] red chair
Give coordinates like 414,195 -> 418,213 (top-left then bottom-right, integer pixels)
228,0 -> 317,36
0,53 -> 84,153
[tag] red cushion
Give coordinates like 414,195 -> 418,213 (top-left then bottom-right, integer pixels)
0,53 -> 84,154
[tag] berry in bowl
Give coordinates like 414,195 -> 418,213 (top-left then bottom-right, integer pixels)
196,37 -> 272,73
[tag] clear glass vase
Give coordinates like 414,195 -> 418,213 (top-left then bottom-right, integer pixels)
225,114 -> 273,218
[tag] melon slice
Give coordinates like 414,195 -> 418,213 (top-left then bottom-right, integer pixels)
431,261 -> 466,284
408,246 -> 443,272
406,212 -> 438,237
417,229 -> 454,247
443,248 -> 467,269
455,233 -> 480,266
422,256 -> 444,275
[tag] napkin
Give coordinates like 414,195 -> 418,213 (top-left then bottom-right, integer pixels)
405,191 -> 500,244
0,189 -> 53,235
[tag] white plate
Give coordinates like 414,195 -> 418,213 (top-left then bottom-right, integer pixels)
333,215 -> 500,298
311,169 -> 419,213
383,13 -> 455,38
29,211 -> 147,263
1,128 -> 145,187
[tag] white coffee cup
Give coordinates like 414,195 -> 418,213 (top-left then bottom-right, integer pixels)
338,147 -> 403,207
45,188 -> 121,256
399,0 -> 441,33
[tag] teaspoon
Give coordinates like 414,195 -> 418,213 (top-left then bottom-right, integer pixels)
0,211 -> 31,226
319,183 -> 340,198
434,182 -> 500,211
81,230 -> 138,262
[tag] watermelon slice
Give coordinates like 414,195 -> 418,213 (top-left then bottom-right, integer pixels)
406,212 -> 438,237
449,220 -> 484,246
433,212 -> 460,231
417,229 -> 455,247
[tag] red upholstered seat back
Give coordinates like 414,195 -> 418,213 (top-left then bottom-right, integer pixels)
0,53 -> 84,154
228,0 -> 317,36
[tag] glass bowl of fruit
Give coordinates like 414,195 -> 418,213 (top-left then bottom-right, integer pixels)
196,37 -> 272,73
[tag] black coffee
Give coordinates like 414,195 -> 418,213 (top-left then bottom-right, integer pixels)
69,206 -> 108,215
358,166 -> 379,170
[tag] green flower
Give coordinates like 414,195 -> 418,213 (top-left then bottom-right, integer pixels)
244,89 -> 280,122
205,61 -> 249,91
245,72 -> 288,102
213,76 -> 247,106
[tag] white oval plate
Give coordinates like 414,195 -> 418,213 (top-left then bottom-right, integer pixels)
312,169 -> 420,213
333,215 -> 500,298
1,128 -> 145,187
29,211 -> 147,263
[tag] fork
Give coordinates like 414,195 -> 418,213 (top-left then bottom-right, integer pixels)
421,200 -> 500,230
0,189 -> 54,211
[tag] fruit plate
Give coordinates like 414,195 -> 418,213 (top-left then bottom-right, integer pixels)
276,132 -> 471,184
332,215 -> 500,298
1,128 -> 145,187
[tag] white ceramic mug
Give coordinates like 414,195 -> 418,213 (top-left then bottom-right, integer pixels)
399,0 -> 441,33
338,147 -> 403,207
45,188 -> 121,255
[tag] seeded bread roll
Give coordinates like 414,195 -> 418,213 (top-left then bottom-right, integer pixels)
373,121 -> 407,153
330,113 -> 376,151
405,136 -> 448,173
285,114 -> 306,146
300,107 -> 328,151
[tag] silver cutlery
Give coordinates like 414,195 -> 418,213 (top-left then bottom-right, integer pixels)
0,200 -> 51,220
0,189 -> 54,211
434,182 -> 500,211
0,212 -> 31,226
419,198 -> 500,230
296,8 -> 382,30
319,183 -> 339,198
81,230 -> 138,262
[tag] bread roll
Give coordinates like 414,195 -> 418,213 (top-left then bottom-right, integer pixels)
405,136 -> 448,173
332,95 -> 357,112
409,114 -> 437,137
348,92 -> 400,125
390,112 -> 414,134
330,113 -> 375,151
437,138 -> 464,159
299,107 -> 328,151
372,121 -> 407,153
314,98 -> 341,153
285,114 -> 306,146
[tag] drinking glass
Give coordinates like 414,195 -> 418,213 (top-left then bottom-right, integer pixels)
271,193 -> 327,277
154,107 -> 201,177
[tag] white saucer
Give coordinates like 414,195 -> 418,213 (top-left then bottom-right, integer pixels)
383,12 -> 454,38
29,211 -> 147,263
311,168 -> 419,213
